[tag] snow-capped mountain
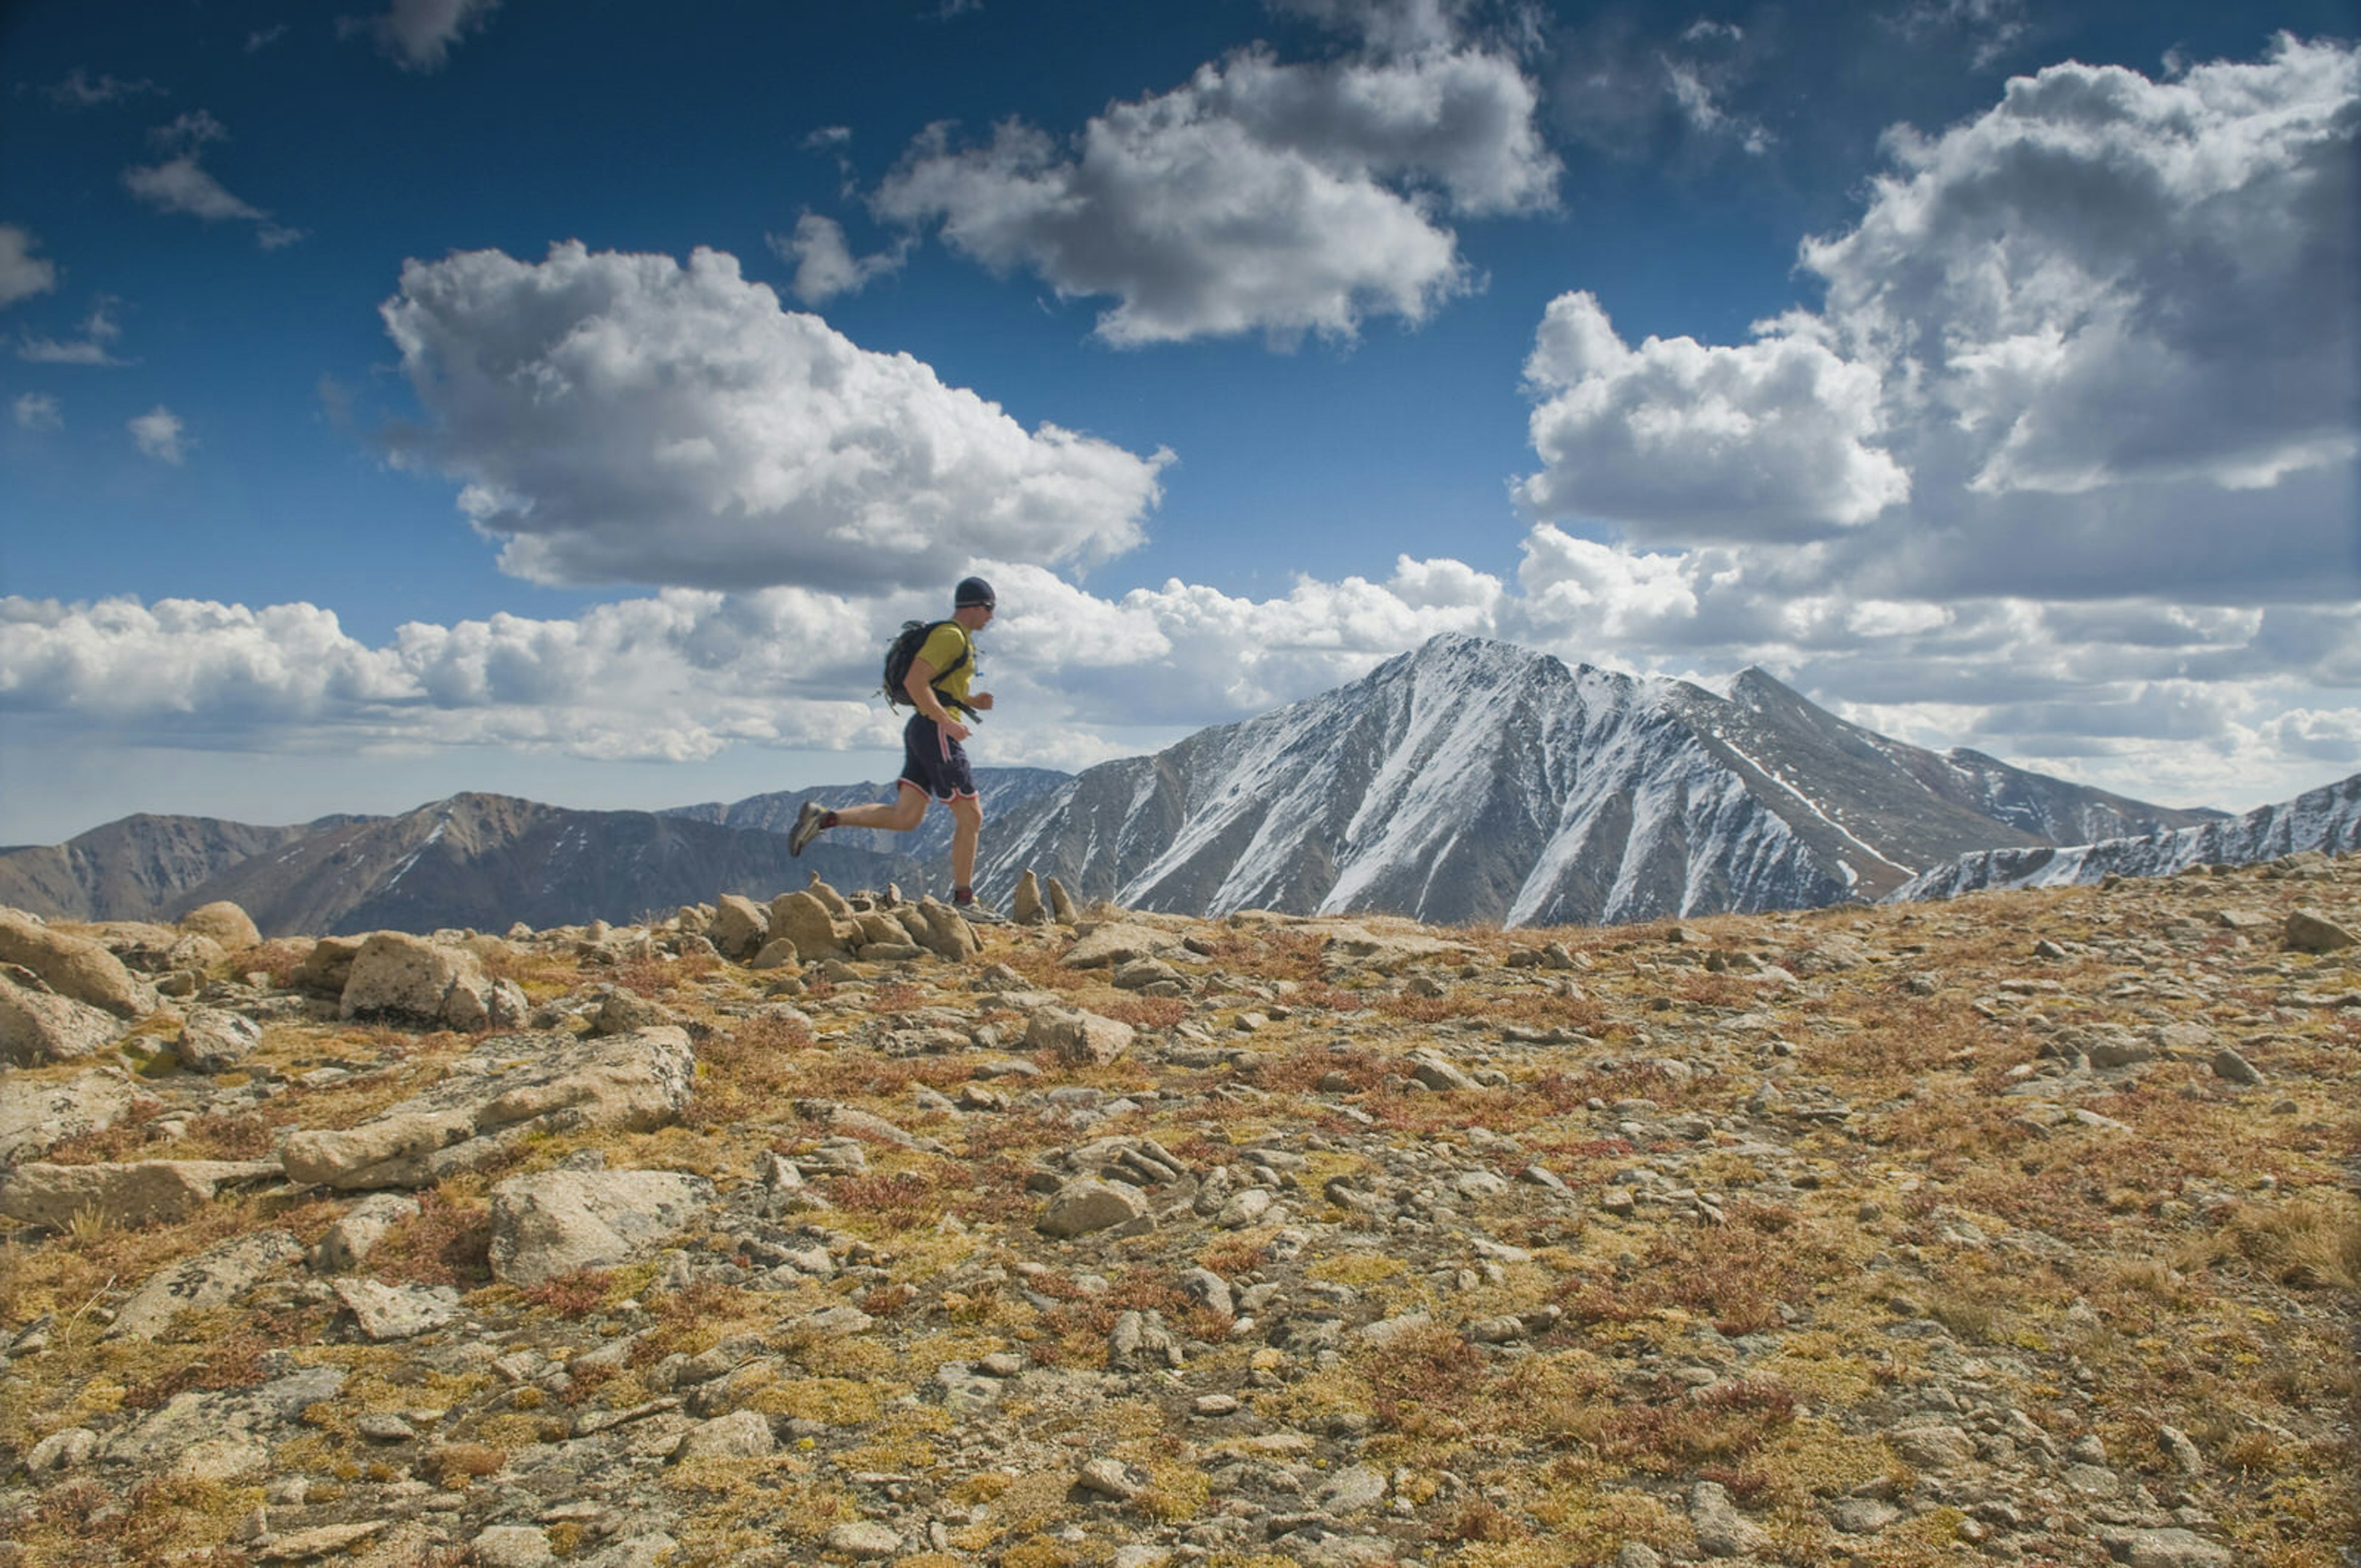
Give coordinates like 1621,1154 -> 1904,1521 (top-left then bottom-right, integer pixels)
1893,771 -> 2361,901
975,634 -> 2217,927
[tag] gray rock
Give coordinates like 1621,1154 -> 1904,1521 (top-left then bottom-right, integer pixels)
1688,1480 -> 1771,1558
178,1007 -> 263,1073
2210,1047 -> 2264,1085
0,1068 -> 138,1163
1828,1495 -> 1902,1534
1312,1462 -> 1388,1515
1026,1006 -> 1136,1065
339,931 -> 494,1026
0,1157 -> 280,1231
0,910 -> 157,1018
1406,1049 -> 1479,1092
333,1277 -> 462,1341
1078,1456 -> 1145,1499
1107,1309 -> 1183,1372
709,894 -> 770,961
1178,1267 -> 1234,1317
767,891 -> 850,962
1613,1546 -> 1664,1568
1063,923 -> 1179,969
179,900 -> 261,951
0,971 -> 124,1065
1886,1422 -> 1978,1471
470,1525 -> 556,1568
2100,1527 -> 2234,1567
2284,909 -> 2357,952
312,1192 -> 422,1272
1012,870 -> 1046,924
25,1427 -> 98,1473
110,1229 -> 304,1341
281,1026 -> 696,1190
1046,877 -> 1078,924
487,1167 -> 716,1285
1039,1176 -> 1150,1238
591,989 -> 679,1036
823,1521 -> 903,1559
670,1408 -> 775,1463
2157,1424 -> 2205,1475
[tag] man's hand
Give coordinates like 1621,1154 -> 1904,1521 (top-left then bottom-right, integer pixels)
941,718 -> 971,743
969,691 -> 994,712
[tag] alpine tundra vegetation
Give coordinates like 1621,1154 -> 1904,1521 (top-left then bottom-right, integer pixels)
0,850 -> 2353,1567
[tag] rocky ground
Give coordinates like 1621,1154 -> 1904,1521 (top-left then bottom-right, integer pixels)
0,859 -> 2354,1568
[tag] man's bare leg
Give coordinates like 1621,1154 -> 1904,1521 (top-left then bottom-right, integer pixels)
822,784 -> 929,834
948,794 -> 983,893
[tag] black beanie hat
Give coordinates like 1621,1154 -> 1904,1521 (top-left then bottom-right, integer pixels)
954,575 -> 997,609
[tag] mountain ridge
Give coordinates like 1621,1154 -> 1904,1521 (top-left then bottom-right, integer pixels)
973,634 -> 2218,926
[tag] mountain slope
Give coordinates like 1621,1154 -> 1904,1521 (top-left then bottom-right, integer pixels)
0,813 -> 337,923
976,634 -> 2212,927
172,793 -> 923,937
1893,770 -> 2361,900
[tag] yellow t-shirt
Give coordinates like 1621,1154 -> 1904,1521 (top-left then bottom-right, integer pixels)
912,621 -> 976,715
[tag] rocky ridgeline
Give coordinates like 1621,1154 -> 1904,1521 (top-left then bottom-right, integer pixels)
0,859 -> 2355,1567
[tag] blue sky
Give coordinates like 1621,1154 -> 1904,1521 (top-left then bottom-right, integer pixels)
2,0 -> 2355,846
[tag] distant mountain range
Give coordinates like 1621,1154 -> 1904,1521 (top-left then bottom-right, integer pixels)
971,634 -> 2223,926
12,633 -> 2346,937
1894,771 -> 2361,899
0,770 -> 1066,938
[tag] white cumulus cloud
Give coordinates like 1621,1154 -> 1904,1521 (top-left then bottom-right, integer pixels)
1519,36 -> 2360,608
13,393 -> 61,430
874,39 -> 1558,345
1804,34 -> 2360,500
0,226 -> 58,309
127,406 -> 187,463
1517,291 -> 1910,540
379,243 -> 1172,593
345,0 -> 501,71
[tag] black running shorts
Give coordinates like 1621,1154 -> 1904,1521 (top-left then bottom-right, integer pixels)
898,712 -> 978,802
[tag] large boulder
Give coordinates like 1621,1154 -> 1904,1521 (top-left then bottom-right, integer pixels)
767,891 -> 850,962
281,1026 -> 697,1191
0,1068 -> 141,1164
338,932 -> 527,1032
486,1167 -> 715,1285
0,972 -> 124,1066
177,1007 -> 263,1073
912,898 -> 980,961
0,1158 -> 282,1229
0,910 -> 157,1018
710,895 -> 771,961
290,936 -> 363,998
178,901 -> 261,951
1024,1007 -> 1136,1066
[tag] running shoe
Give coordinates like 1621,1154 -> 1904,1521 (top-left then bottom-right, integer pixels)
788,800 -> 828,857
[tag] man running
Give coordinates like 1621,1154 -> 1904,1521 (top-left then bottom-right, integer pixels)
789,577 -> 1002,918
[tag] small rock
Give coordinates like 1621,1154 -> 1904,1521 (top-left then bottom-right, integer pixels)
2210,1047 -> 2263,1085
1688,1480 -> 1771,1558
2100,1527 -> 2234,1567
2284,909 -> 2357,953
1039,1177 -> 1150,1238
1078,1457 -> 1144,1499
824,1521 -> 903,1559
